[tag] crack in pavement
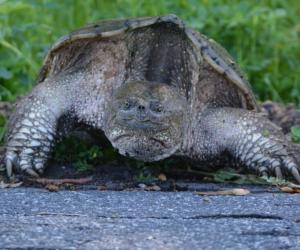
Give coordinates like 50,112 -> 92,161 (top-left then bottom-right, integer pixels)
242,230 -> 300,237
181,214 -> 284,220
6,212 -> 281,220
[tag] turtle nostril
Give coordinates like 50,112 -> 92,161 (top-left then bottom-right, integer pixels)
138,105 -> 145,111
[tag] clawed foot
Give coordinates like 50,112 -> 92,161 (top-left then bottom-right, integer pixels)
236,130 -> 300,183
5,111 -> 56,177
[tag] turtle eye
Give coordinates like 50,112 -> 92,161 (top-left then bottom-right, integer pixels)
124,101 -> 130,109
150,101 -> 163,113
122,99 -> 134,110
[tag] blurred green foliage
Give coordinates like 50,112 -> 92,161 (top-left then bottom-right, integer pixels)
291,126 -> 300,143
1,0 -> 300,105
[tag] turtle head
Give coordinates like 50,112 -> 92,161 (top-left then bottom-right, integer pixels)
105,81 -> 187,161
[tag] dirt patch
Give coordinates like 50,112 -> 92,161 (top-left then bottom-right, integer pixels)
1,158 -> 202,191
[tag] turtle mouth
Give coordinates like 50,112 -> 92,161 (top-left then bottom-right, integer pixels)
149,137 -> 167,148
108,129 -> 180,162
118,117 -> 164,130
112,134 -> 166,148
112,134 -> 131,142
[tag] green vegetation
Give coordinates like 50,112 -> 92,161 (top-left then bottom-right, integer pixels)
1,0 -> 300,104
291,126 -> 300,143
0,0 -> 299,109
54,136 -> 104,173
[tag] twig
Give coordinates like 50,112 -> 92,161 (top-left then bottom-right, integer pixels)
29,176 -> 93,185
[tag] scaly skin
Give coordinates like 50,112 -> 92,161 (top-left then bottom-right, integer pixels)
4,76 -> 74,177
4,71 -> 116,177
184,108 -> 300,182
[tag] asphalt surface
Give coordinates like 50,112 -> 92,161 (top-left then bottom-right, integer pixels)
0,185 -> 300,250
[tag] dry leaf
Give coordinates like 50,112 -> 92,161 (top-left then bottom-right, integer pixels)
97,185 -> 107,191
30,176 -> 93,185
0,181 -> 23,189
46,184 -> 59,192
146,185 -> 161,191
158,173 -> 167,181
279,186 -> 300,193
195,188 -> 250,196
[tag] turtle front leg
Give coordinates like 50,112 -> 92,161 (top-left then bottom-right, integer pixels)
4,79 -> 71,177
186,108 -> 300,183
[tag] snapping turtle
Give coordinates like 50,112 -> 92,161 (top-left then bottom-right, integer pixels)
4,14 -> 300,182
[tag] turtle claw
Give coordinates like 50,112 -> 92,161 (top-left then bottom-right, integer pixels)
237,133 -> 300,183
5,145 -> 46,178
290,166 -> 300,184
25,168 -> 39,178
5,158 -> 13,177
4,112 -> 55,177
275,167 -> 283,179
5,147 -> 43,178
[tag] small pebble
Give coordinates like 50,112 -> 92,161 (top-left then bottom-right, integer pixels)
138,183 -> 146,189
151,185 -> 161,191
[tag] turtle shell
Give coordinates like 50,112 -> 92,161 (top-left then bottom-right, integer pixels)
37,14 -> 258,111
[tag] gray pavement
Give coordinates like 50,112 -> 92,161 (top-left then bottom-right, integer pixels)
0,186 -> 300,250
